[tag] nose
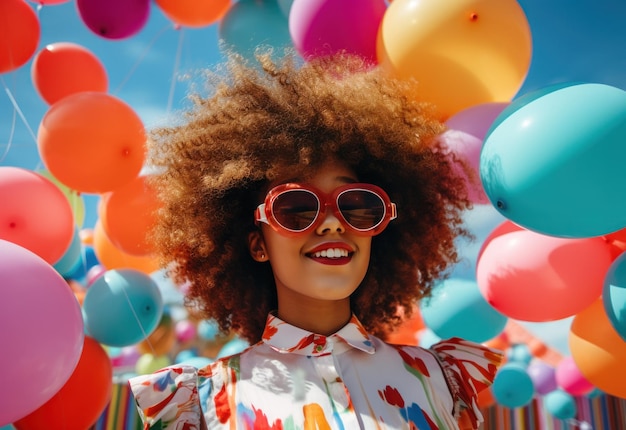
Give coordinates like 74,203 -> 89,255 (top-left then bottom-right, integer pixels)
315,206 -> 345,235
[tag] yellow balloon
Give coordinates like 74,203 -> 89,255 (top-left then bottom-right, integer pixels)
39,169 -> 86,227
377,0 -> 532,118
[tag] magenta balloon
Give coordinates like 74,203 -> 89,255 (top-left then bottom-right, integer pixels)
0,167 -> 74,265
527,361 -> 557,395
445,102 -> 509,141
76,0 -> 150,40
289,0 -> 387,62
0,239 -> 84,426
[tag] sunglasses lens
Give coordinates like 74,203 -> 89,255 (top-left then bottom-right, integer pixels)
272,190 -> 320,231
338,189 -> 385,230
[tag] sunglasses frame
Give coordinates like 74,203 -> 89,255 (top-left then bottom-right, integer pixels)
255,182 -> 397,237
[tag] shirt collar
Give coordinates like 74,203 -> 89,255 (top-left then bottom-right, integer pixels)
261,313 -> 376,356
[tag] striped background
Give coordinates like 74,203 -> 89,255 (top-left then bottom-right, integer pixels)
94,382 -> 626,430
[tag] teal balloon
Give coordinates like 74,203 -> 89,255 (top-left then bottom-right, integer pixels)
492,363 -> 535,408
82,269 -> 163,347
544,389 -> 577,420
506,343 -> 533,367
420,278 -> 507,343
484,82 -> 580,141
603,251 -> 626,341
218,0 -> 293,61
53,227 -> 82,277
480,83 -> 626,238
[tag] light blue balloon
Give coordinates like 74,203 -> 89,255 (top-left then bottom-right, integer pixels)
198,319 -> 221,341
480,83 -> 626,238
420,278 -> 508,343
217,336 -> 250,359
544,389 -> 577,420
180,356 -> 213,369
603,251 -> 626,341
492,363 -> 535,408
218,0 -> 293,61
82,269 -> 164,347
506,343 -> 533,367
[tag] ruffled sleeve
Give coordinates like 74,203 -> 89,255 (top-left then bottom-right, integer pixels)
430,337 -> 503,430
128,365 -> 205,429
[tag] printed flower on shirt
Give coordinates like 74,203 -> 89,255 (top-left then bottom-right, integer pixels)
378,385 -> 405,408
395,346 -> 430,377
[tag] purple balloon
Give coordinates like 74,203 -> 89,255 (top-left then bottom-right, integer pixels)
446,102 -> 509,142
289,0 -> 387,63
527,361 -> 558,395
0,240 -> 84,425
77,0 -> 150,40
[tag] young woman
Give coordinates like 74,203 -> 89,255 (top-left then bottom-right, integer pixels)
129,51 -> 502,430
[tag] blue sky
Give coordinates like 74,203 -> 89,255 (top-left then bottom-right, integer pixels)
1,0 -> 626,355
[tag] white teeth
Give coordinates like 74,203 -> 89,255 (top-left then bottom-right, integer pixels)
312,248 -> 349,258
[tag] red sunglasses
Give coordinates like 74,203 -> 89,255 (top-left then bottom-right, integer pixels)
254,183 -> 397,237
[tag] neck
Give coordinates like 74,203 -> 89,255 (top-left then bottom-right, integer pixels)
276,297 -> 352,336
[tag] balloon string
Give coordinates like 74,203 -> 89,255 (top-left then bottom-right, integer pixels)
112,23 -> 173,96
167,28 -> 185,115
1,76 -> 38,151
120,279 -> 157,357
0,96 -> 16,165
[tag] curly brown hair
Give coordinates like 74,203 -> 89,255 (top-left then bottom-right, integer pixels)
147,51 -> 472,343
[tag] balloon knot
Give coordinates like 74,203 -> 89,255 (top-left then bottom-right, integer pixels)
469,12 -> 479,22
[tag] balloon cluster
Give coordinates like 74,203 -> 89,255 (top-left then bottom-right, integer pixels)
1,0 -> 626,427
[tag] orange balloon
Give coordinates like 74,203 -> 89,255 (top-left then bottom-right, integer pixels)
0,0 -> 40,73
156,0 -> 231,27
0,167 -> 74,264
387,305 -> 425,345
37,92 -> 146,194
14,336 -> 112,430
99,175 -> 160,256
569,299 -> 626,399
92,220 -> 159,274
31,42 -> 108,105
138,313 -> 176,355
377,0 -> 532,118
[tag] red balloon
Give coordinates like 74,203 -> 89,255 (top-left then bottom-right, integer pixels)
0,0 -> 40,73
14,336 -> 113,430
0,167 -> 74,264
99,175 -> 161,256
31,42 -> 108,105
37,92 -> 147,194
477,230 -> 613,321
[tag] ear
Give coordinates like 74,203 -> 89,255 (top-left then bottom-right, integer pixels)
248,230 -> 268,262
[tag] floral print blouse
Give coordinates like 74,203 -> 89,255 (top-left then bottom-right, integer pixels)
129,313 -> 502,430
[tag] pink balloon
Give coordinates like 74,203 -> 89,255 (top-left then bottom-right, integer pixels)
175,319 -> 197,342
76,0 -> 150,40
439,129 -> 489,204
476,230 -> 613,321
555,356 -> 595,396
0,167 -> 74,265
445,102 -> 509,141
289,0 -> 387,63
0,239 -> 84,426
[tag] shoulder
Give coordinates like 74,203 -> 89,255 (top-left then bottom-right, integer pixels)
429,337 -> 503,429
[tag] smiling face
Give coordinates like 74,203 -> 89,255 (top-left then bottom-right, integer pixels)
248,159 -> 373,330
